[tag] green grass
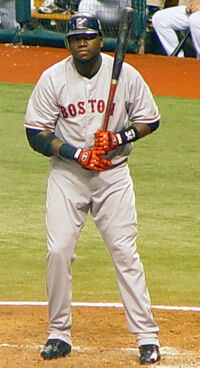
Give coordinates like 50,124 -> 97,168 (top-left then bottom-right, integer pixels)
129,95 -> 200,306
0,82 -> 199,306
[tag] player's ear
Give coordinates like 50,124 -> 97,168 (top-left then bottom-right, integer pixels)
99,36 -> 103,49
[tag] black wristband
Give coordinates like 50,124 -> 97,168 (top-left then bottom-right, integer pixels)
59,143 -> 77,160
119,125 -> 139,145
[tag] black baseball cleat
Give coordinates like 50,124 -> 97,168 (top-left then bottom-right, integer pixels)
40,339 -> 71,360
139,344 -> 161,365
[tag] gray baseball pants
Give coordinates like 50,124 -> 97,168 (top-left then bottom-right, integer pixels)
45,158 -> 159,348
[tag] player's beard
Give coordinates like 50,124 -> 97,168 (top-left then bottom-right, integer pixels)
73,54 -> 102,77
73,48 -> 101,63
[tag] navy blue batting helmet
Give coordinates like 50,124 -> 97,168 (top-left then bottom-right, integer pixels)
66,13 -> 103,38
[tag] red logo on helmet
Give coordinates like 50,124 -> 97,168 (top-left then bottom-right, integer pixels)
76,17 -> 86,29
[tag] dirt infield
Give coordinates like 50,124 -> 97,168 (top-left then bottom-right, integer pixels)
0,43 -> 200,367
1,43 -> 200,99
0,305 -> 199,367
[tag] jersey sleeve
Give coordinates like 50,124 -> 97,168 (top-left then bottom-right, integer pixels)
126,68 -> 160,125
24,71 -> 59,132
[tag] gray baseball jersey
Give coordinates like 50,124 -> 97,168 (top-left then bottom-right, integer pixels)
25,53 -> 159,163
25,52 -> 160,348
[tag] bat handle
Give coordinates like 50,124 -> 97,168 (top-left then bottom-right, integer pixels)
102,80 -> 117,131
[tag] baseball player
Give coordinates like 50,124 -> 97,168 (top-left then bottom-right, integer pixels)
78,0 -> 132,23
152,0 -> 200,58
24,12 -> 161,365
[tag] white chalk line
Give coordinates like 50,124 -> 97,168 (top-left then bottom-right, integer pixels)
0,343 -> 196,356
0,301 -> 199,312
0,344 -> 198,367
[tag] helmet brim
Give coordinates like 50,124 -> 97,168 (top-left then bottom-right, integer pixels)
67,29 -> 101,38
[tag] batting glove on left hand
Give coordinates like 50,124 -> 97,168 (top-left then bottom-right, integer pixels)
94,126 -> 139,151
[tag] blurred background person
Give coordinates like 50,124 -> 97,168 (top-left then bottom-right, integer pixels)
146,0 -> 165,24
0,0 -> 19,29
37,0 -> 68,14
78,0 -> 132,23
152,0 -> 200,57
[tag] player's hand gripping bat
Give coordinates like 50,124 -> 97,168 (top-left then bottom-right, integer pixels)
102,7 -> 135,131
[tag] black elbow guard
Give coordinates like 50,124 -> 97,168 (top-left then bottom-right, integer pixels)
26,129 -> 55,157
149,120 -> 160,132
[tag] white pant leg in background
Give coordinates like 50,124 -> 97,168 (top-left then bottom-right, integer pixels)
188,11 -> 200,58
152,6 -> 190,57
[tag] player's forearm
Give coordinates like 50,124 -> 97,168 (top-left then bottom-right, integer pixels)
94,120 -> 160,151
131,121 -> 160,140
38,129 -> 66,156
25,128 -> 76,159
117,120 -> 160,144
25,127 -> 111,171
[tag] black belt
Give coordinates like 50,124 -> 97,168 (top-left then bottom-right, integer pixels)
110,158 -> 128,169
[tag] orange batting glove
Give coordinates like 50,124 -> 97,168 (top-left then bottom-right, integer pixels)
75,148 -> 112,172
94,130 -> 121,151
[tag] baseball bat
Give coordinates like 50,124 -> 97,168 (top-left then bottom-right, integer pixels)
102,7 -> 135,131
170,30 -> 190,56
